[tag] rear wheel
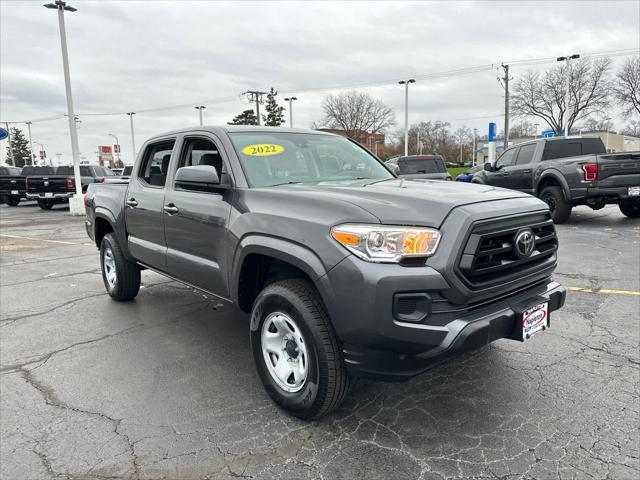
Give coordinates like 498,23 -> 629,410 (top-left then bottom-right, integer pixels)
250,279 -> 350,420
100,233 -> 141,301
539,186 -> 572,223
619,199 -> 640,218
37,199 -> 54,210
6,196 -> 20,206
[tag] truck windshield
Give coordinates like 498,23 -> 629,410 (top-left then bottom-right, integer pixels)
229,132 -> 394,187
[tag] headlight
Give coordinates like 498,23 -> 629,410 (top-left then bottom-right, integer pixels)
331,224 -> 441,263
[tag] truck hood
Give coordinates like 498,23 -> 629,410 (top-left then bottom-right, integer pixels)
274,178 -> 537,227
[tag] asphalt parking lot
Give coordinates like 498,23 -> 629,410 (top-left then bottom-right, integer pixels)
1,201 -> 638,480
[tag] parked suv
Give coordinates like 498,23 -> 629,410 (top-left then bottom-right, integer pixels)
473,137 -> 640,222
386,155 -> 452,181
85,127 -> 565,419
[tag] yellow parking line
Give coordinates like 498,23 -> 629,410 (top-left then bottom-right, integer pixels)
0,233 -> 94,247
566,286 -> 640,296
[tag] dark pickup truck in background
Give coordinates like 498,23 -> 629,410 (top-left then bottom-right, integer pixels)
0,166 -> 25,206
27,165 -> 114,210
385,155 -> 452,181
473,137 -> 640,222
85,126 -> 565,419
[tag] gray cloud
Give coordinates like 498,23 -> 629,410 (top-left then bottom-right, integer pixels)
1,0 -> 638,165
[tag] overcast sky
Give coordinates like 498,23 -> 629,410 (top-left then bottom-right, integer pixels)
1,0 -> 639,165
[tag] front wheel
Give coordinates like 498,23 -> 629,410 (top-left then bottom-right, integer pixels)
250,279 -> 350,420
539,186 -> 572,223
6,196 -> 20,206
619,199 -> 640,218
37,199 -> 54,210
100,233 -> 141,301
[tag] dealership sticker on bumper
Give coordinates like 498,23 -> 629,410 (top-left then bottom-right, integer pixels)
628,186 -> 640,196
522,302 -> 549,340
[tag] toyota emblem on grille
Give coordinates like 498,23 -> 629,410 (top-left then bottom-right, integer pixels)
514,229 -> 535,258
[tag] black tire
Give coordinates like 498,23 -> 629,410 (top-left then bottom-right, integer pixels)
6,196 -> 20,206
37,199 -> 54,210
250,279 -> 350,420
100,233 -> 141,301
619,200 -> 640,218
539,186 -> 572,223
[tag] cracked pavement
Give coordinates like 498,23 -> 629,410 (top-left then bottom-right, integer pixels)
1,202 -> 638,479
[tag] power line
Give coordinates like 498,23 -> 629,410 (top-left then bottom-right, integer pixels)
2,47 -> 638,124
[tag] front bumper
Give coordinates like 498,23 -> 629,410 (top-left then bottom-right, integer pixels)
318,252 -> 565,381
340,280 -> 565,381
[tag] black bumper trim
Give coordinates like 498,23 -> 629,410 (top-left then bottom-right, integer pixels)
343,281 -> 566,382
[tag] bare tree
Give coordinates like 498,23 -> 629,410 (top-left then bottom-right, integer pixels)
576,117 -> 615,133
612,57 -> 640,118
511,57 -> 612,135
620,119 -> 640,137
454,126 -> 472,163
508,120 -> 538,138
320,91 -> 395,143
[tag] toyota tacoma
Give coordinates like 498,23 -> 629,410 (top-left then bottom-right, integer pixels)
85,126 -> 566,419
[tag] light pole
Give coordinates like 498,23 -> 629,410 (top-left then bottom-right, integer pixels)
284,97 -> 297,127
604,117 -> 611,152
108,133 -> 120,167
33,141 -> 45,165
127,112 -> 136,162
557,54 -> 580,136
44,0 -> 83,215
26,121 -> 34,165
399,79 -> 415,156
195,105 -> 206,126
473,128 -> 478,166
534,123 -> 539,137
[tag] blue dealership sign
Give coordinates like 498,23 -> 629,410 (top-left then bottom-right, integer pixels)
0,127 -> 8,141
488,122 -> 496,141
541,130 -> 555,138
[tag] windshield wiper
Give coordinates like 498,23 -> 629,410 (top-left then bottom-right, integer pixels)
269,181 -> 306,187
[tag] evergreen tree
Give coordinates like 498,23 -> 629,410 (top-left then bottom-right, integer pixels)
262,88 -> 285,126
228,109 -> 258,125
5,127 -> 32,168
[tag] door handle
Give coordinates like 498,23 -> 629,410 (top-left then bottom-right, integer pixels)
163,204 -> 179,215
126,198 -> 138,208
523,169 -> 531,174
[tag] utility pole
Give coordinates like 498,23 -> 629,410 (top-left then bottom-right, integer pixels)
499,64 -> 511,147
398,79 -> 415,156
284,97 -> 297,127
44,0 -> 83,215
473,128 -> 478,166
244,91 -> 266,125
127,112 -> 136,161
556,54 -> 580,136
195,105 -> 206,126
26,121 -> 34,165
5,122 -> 14,166
416,131 -> 420,155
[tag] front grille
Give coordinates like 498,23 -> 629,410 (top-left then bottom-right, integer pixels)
457,212 -> 558,289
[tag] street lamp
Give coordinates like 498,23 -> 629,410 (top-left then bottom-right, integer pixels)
44,0 -> 84,215
399,79 -> 415,156
194,105 -> 206,126
557,53 -> 580,137
126,112 -> 136,162
284,97 -> 298,127
108,133 -> 120,167
604,117 -> 612,152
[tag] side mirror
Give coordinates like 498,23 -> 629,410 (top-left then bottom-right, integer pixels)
484,163 -> 494,172
175,165 -> 223,192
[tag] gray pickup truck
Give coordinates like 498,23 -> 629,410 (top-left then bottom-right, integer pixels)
85,126 -> 566,419
473,137 -> 640,223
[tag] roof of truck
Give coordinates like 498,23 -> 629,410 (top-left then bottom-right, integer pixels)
150,125 -> 337,139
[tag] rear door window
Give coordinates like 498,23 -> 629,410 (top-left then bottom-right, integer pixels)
138,140 -> 175,187
515,143 -> 536,165
542,139 -> 606,160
